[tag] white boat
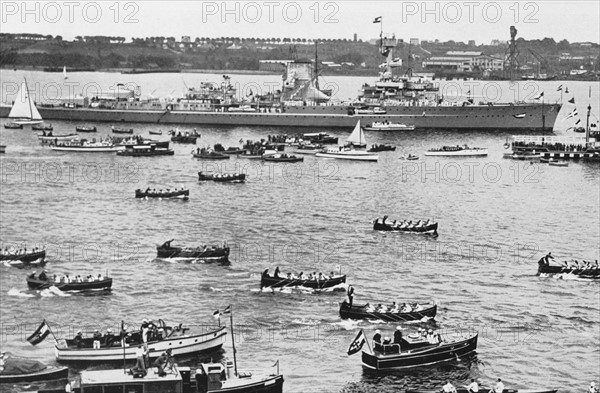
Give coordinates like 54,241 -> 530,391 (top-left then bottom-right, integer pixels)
50,141 -> 120,152
55,325 -> 227,362
62,65 -> 68,80
424,145 -> 488,157
37,133 -> 79,144
346,120 -> 368,148
315,148 -> 379,161
7,79 -> 43,125
362,122 -> 416,131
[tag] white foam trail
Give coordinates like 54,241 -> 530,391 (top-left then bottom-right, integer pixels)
332,319 -> 361,330
40,286 -> 70,297
210,287 -> 223,292
4,260 -> 24,268
7,288 -> 35,297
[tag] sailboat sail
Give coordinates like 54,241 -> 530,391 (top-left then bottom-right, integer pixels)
63,66 -> 68,80
8,80 -> 43,123
347,120 -> 366,146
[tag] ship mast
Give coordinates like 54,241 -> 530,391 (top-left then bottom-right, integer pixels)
314,41 -> 319,90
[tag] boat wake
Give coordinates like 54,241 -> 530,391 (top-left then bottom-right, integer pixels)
40,286 -> 70,297
539,273 -> 597,281
7,288 -> 36,297
258,282 -> 348,294
2,257 -> 45,268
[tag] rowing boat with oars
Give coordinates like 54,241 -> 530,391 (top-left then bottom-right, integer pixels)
156,239 -> 230,262
26,273 -> 112,291
261,269 -> 346,290
339,301 -> 437,322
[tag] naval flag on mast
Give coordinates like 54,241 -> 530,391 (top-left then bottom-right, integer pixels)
533,92 -> 544,100
27,320 -> 51,345
347,329 -> 367,355
373,16 -> 382,23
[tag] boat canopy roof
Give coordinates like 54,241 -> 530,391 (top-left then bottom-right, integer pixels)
81,367 -> 186,386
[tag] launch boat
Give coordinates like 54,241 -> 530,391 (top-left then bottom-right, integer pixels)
37,132 -> 79,144
55,323 -> 227,362
407,387 -> 557,393
373,216 -> 438,236
136,188 -> 189,199
0,357 -> 68,384
0,249 -> 46,264
363,122 -> 415,131
26,273 -> 113,291
198,172 -> 246,182
361,331 -> 478,370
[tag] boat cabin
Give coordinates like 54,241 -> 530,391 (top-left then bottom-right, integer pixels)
77,367 -> 191,393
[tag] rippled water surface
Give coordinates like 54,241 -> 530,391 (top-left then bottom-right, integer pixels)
0,71 -> 599,393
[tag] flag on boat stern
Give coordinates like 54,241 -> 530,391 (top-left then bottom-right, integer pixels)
534,92 -> 544,100
223,305 -> 231,314
568,97 -> 575,104
347,329 -> 366,355
27,320 -> 51,345
565,109 -> 578,120
373,16 -> 382,23
212,310 -> 220,319
557,85 -> 563,91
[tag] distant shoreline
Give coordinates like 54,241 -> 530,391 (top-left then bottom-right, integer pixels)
1,65 -> 598,81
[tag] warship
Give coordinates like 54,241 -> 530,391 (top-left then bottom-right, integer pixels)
1,35 -> 560,130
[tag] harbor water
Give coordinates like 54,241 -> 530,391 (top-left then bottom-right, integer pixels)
0,71 -> 599,393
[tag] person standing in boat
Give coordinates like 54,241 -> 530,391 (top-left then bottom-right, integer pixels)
347,286 -> 354,307
393,327 -> 403,352
135,345 -> 146,374
538,252 -> 554,266
373,330 -> 382,351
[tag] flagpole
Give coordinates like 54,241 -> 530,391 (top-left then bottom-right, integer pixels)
229,305 -> 238,376
121,320 -> 126,374
44,319 -> 59,343
363,329 -> 374,354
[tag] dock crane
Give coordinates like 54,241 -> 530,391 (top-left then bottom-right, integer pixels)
527,48 -> 549,76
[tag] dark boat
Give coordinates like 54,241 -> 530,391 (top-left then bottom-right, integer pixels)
156,239 -> 230,262
0,145 -> 5,154
361,332 -> 478,370
75,126 -> 97,132
406,154 -> 419,160
339,301 -> 437,322
303,132 -> 338,144
0,357 -> 68,383
0,249 -> 46,264
368,144 -> 396,152
214,143 -> 244,155
169,130 -> 199,144
192,149 -> 230,160
32,123 -> 53,131
373,217 -> 438,236
111,126 -> 134,134
26,273 -> 112,291
198,172 -> 246,183
261,269 -> 346,290
407,388 -> 557,393
117,145 -> 175,157
263,153 -> 304,163
4,122 -> 23,129
135,189 -> 189,200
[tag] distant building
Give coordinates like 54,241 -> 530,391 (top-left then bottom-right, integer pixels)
259,60 -> 293,72
423,51 -> 502,72
410,38 -> 420,46
468,40 -> 476,46
490,39 -> 507,46
353,33 -> 357,42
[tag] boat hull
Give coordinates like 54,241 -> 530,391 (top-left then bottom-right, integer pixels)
363,126 -> 415,131
362,334 -> 478,370
538,264 -> 600,279
407,389 -> 557,393
27,277 -> 112,291
38,134 -> 79,143
0,103 -> 561,130
0,250 -> 46,263
425,149 -> 488,157
198,172 -> 246,182
50,145 -> 118,152
0,366 -> 69,383
315,152 -> 378,161
339,302 -> 437,321
261,274 -> 346,289
118,149 -> 174,157
136,190 -> 189,199
55,327 -> 227,362
374,222 -> 438,235
212,375 -> 284,393
156,245 -> 230,262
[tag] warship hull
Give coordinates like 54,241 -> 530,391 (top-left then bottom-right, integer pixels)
0,103 -> 561,130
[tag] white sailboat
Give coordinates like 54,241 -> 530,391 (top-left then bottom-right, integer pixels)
63,66 -> 68,80
346,119 -> 367,148
8,79 -> 43,125
315,120 -> 379,161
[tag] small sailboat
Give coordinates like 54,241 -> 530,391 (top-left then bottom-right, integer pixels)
8,78 -> 43,125
346,120 -> 367,148
315,120 -> 379,162
63,66 -> 68,80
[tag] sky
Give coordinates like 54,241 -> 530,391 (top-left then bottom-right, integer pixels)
1,0 -> 599,44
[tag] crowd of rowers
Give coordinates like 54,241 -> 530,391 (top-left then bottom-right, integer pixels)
29,271 -> 105,283
538,252 -> 599,269
372,326 -> 442,354
363,302 -> 425,313
141,187 -> 187,195
263,267 -> 339,281
1,246 -> 44,256
375,216 -> 436,228
70,318 -> 187,349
